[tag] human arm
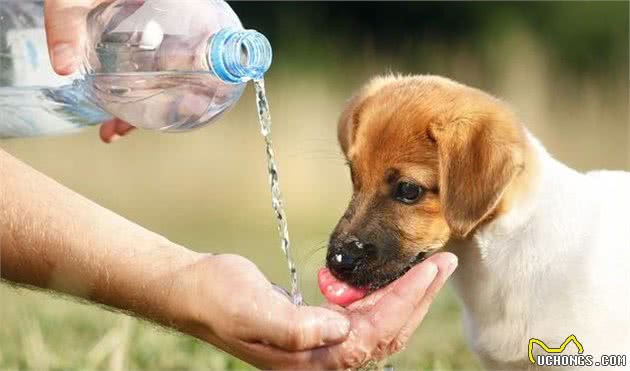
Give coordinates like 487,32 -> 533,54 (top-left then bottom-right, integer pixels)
0,148 -> 348,360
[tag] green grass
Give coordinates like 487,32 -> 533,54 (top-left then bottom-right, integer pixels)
0,281 -> 479,370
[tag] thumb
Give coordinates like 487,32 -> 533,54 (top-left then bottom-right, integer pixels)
44,0 -> 94,75
258,303 -> 351,351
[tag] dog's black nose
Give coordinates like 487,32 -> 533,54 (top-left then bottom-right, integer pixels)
327,238 -> 375,275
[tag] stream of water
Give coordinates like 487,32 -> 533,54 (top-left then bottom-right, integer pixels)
253,78 -> 303,306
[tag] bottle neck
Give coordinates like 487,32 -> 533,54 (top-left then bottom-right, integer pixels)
208,28 -> 272,84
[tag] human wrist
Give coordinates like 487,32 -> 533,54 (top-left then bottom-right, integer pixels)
166,253 -> 267,344
89,237 -> 205,329
163,252 -> 223,341
145,242 -> 208,332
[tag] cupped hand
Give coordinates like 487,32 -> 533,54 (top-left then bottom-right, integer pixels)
44,0 -> 135,142
181,252 -> 456,369
179,254 -> 351,368
315,252 -> 457,369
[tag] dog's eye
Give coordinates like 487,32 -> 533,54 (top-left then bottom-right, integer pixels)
394,181 -> 423,204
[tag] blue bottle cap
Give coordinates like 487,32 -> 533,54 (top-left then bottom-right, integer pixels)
209,28 -> 272,84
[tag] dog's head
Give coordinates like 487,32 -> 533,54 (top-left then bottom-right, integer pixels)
327,75 -> 528,290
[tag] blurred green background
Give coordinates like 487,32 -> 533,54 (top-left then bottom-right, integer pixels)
1,1 -> 628,370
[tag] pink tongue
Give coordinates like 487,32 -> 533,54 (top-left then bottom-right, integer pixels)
318,267 -> 369,307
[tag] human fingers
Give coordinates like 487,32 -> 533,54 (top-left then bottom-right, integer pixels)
44,0 -> 95,75
99,118 -> 135,143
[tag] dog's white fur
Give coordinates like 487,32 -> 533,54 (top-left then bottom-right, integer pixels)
447,132 -> 630,370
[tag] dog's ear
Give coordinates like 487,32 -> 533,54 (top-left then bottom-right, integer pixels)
431,113 -> 525,238
337,93 -> 364,157
337,88 -> 370,158
339,75 -> 399,157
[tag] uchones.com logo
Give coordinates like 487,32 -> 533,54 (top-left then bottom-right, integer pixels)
528,335 -> 627,368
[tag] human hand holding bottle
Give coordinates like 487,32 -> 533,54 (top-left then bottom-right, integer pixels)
41,0 -> 269,141
44,0 -> 135,143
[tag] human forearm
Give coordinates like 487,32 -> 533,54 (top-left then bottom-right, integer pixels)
0,148 -> 198,327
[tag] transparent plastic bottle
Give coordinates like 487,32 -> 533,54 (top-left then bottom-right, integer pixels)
0,0 -> 272,137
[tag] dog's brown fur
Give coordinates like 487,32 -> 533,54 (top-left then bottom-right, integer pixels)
330,75 -> 537,288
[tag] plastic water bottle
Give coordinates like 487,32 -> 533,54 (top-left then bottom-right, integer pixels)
0,0 -> 272,137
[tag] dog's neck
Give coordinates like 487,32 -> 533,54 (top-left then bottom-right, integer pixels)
473,130 -> 582,246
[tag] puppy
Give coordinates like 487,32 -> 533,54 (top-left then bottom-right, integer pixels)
320,75 -> 630,369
